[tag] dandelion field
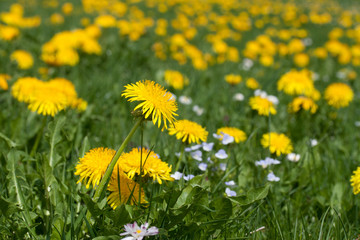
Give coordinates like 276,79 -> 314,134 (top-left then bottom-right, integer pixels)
1,0 -> 360,239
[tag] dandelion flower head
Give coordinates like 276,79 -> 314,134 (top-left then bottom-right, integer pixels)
350,167 -> 360,195
249,96 -> 277,116
225,74 -> 242,85
164,70 -> 189,90
277,69 -> 315,96
107,169 -> 147,208
288,96 -> 318,114
0,74 -> 11,90
10,50 -> 34,69
246,77 -> 260,89
168,119 -> 208,144
216,127 -> 247,143
261,132 -> 293,156
75,147 -> 116,188
118,148 -> 173,184
324,82 -> 354,108
122,80 -> 178,129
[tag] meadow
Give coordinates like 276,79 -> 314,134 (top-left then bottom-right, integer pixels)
0,0 -> 360,239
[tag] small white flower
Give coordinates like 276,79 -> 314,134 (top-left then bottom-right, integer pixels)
310,139 -> 318,147
267,172 -> 280,182
255,157 -> 280,168
202,142 -> 214,152
120,222 -> 159,240
302,38 -> 313,46
170,171 -> 183,180
179,96 -> 192,105
242,58 -> 254,71
225,187 -> 237,197
312,72 -> 320,81
355,121 -> 360,127
267,95 -> 279,105
213,133 -> 222,139
175,152 -> 181,157
185,144 -> 202,152
198,163 -> 208,171
191,150 -> 202,161
233,93 -> 245,101
336,71 -> 347,79
215,149 -> 228,159
254,89 -> 267,98
169,92 -> 177,100
192,105 -> 204,116
221,133 -> 234,145
183,174 -> 195,181
225,180 -> 236,186
219,163 -> 227,171
287,153 -> 300,162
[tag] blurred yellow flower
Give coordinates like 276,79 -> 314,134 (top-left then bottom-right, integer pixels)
10,50 -> 33,69
225,74 -> 242,85
164,70 -> 189,90
217,127 -> 247,143
249,96 -> 276,116
50,13 -> 64,25
122,80 -> 178,129
293,53 -> 309,67
246,78 -> 260,90
324,83 -> 354,108
95,15 -> 117,28
0,74 -> 11,90
288,96 -> 318,114
351,166 -> 360,195
62,2 -> 73,15
0,25 -> 19,41
168,119 -> 208,144
277,69 -> 314,96
261,132 -> 293,156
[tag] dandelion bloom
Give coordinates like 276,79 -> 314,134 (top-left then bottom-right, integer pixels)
324,82 -> 354,108
27,88 -> 68,116
277,69 -> 315,96
164,70 -> 189,90
0,74 -> 11,90
10,50 -> 34,69
107,170 -> 146,208
168,119 -> 208,144
122,80 -> 178,129
216,127 -> 247,143
261,132 -> 293,156
288,96 -> 318,114
75,147 -> 116,188
0,25 -> 19,41
118,148 -> 173,184
246,78 -> 260,89
249,96 -> 276,116
350,167 -> 360,195
225,74 -> 242,85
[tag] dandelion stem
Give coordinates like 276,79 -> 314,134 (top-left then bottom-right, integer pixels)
89,117 -> 143,217
174,143 -> 185,172
30,116 -> 47,157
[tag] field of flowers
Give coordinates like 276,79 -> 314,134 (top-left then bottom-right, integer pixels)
1,0 -> 360,239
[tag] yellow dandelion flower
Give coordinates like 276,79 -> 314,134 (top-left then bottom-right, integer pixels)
261,132 -> 293,156
288,96 -> 318,114
249,96 -> 277,116
122,80 -> 178,129
11,77 -> 43,102
324,82 -> 354,108
75,147 -> 116,188
225,74 -> 242,85
168,119 -> 208,144
95,15 -> 117,28
246,78 -> 260,90
27,88 -> 68,117
0,25 -> 19,41
351,167 -> 360,195
277,69 -> 315,96
10,50 -> 34,69
164,70 -> 189,90
217,127 -> 247,143
0,74 -> 11,90
118,148 -> 173,184
107,169 -> 146,208
50,13 -> 64,25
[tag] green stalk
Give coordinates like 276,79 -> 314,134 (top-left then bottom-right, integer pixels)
30,116 -> 47,157
174,143 -> 185,172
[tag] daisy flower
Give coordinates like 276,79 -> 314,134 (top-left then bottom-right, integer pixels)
120,222 -> 158,240
122,80 -> 178,129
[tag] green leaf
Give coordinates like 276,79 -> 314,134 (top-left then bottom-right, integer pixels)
0,132 -> 19,148
0,196 -> 21,217
229,184 -> 269,206
107,205 -> 131,227
79,193 -> 103,218
46,116 -> 66,167
210,197 -> 232,220
79,136 -> 90,158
